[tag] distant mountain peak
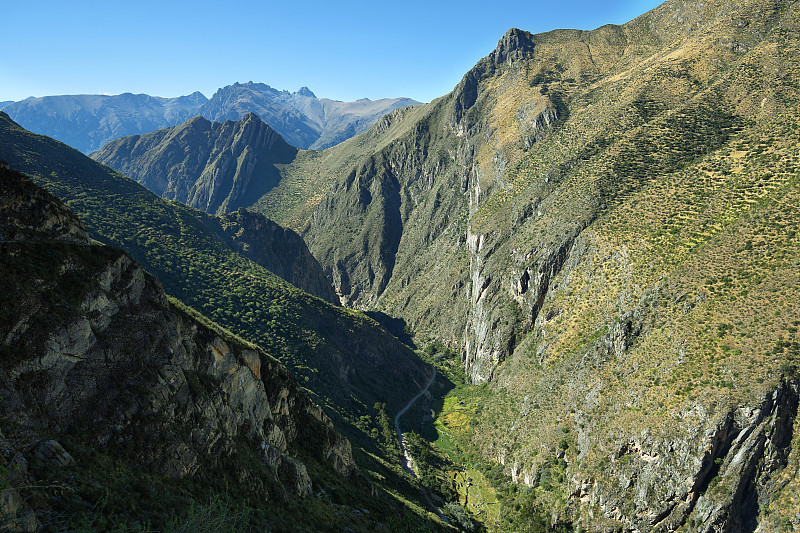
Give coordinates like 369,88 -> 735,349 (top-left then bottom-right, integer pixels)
4,82 -> 420,153
296,86 -> 316,98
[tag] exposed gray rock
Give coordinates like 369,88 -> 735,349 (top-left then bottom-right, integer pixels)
0,164 -> 89,244
31,440 -> 74,468
0,171 -> 356,526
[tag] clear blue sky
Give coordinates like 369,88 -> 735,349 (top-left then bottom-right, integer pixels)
1,0 -> 663,104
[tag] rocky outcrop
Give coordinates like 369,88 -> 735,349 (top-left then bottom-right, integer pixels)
0,168 -> 355,526
463,228 -> 578,383
450,28 -> 537,127
566,379 -> 800,532
218,207 -> 339,304
0,163 -> 89,244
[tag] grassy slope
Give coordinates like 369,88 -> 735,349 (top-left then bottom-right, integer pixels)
432,0 -> 800,529
251,0 -> 800,529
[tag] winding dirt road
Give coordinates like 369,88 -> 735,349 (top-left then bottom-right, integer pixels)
395,367 -> 437,474
394,368 -> 450,524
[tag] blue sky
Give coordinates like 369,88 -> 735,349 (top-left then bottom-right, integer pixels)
1,0 -> 663,104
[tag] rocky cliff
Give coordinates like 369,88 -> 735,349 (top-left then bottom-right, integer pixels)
0,164 -> 356,529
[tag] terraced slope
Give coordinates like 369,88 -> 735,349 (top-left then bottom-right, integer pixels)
251,0 -> 800,529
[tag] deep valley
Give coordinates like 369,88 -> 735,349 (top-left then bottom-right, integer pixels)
2,0 -> 800,531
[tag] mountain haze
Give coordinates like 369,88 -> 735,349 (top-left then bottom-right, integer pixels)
3,82 -> 420,154
1,91 -> 208,153
201,81 -> 421,150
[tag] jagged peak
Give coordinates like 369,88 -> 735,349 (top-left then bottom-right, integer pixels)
181,90 -> 208,103
240,111 -> 262,122
296,86 -> 316,98
491,27 -> 537,66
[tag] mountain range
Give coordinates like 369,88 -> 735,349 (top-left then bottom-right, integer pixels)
2,82 -> 419,154
2,0 -> 800,530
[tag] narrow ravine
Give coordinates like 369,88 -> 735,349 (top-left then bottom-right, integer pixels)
394,368 -> 450,523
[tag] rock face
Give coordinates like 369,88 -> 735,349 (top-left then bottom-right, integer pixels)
91,113 -> 297,216
3,83 -> 419,154
0,167 -> 89,244
0,165 -> 355,526
568,380 -> 800,532
218,207 -> 339,304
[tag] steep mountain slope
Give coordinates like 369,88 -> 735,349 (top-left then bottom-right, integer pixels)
0,164 -> 444,532
0,112 -> 430,437
248,0 -> 800,529
2,91 -> 208,153
91,113 -> 298,216
3,83 -> 419,155
218,208 -> 339,304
